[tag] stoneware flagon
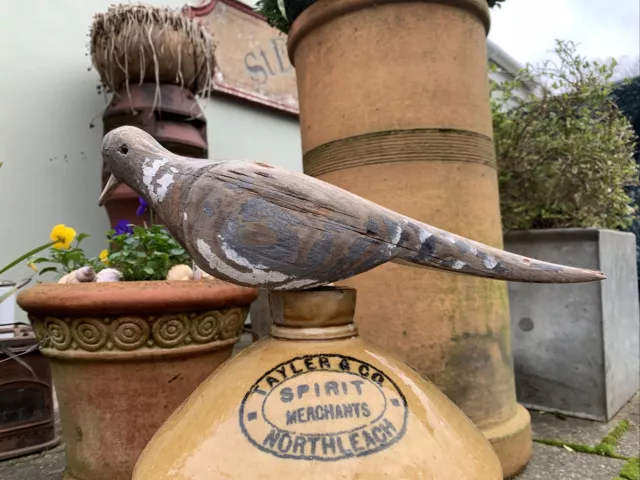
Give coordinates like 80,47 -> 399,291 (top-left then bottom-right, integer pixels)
132,287 -> 504,479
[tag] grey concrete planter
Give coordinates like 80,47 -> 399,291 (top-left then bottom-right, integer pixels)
504,228 -> 639,422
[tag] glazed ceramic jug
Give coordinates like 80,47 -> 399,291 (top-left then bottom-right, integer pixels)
133,287 -> 503,479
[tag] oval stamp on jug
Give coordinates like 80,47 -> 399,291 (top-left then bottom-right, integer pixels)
239,354 -> 408,461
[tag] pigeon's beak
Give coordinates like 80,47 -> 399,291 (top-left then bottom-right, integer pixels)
98,174 -> 123,206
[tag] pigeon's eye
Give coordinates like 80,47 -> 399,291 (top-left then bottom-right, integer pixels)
119,144 -> 129,155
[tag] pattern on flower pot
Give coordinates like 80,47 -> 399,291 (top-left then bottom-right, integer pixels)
30,308 -> 245,354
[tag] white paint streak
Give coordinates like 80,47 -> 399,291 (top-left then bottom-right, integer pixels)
155,173 -> 174,201
220,238 -> 268,271
384,224 -> 403,254
142,158 -> 173,203
183,212 -> 188,222
452,260 -> 466,270
418,229 -> 432,243
196,239 -> 289,285
483,255 -> 498,269
170,167 -> 179,173
391,225 -> 402,244
442,234 -> 457,245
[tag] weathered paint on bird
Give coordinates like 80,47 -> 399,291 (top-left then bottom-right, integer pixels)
98,126 -> 606,290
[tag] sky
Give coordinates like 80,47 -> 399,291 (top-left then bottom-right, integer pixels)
488,0 -> 640,71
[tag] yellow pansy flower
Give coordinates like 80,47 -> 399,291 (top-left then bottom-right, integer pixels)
50,224 -> 77,250
99,250 -> 109,264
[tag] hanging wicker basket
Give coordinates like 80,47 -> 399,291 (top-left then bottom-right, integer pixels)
90,3 -> 216,96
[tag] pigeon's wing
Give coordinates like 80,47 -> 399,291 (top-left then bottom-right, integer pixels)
183,160 -> 605,288
181,161 -> 404,289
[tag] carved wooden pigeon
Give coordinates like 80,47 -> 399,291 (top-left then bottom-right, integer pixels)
99,126 -> 605,290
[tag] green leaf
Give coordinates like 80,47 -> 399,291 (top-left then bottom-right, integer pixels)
31,257 -> 52,264
0,240 -> 57,275
76,233 -> 89,244
38,266 -> 60,276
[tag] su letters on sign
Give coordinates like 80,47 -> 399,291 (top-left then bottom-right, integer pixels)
245,38 -> 293,85
187,0 -> 300,114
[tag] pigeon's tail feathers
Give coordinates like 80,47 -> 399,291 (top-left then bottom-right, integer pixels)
392,224 -> 606,284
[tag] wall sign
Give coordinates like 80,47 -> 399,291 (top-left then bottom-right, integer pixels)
185,0 -> 299,115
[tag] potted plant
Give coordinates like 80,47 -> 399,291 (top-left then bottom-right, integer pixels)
493,40 -> 640,422
16,205 -> 258,480
256,1 -> 531,477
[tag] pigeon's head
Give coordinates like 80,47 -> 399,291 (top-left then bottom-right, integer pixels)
98,126 -> 171,207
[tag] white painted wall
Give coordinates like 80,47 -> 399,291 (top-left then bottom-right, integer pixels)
0,0 -> 301,323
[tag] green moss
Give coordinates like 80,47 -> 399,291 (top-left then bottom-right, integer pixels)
601,420 -> 631,449
615,457 -> 640,480
534,419 -> 633,462
535,439 -> 598,455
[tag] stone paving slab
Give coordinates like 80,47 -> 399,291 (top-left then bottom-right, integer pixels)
530,392 -> 639,459
0,443 -> 65,480
514,443 -> 626,479
2,392 -> 638,479
0,440 -> 629,480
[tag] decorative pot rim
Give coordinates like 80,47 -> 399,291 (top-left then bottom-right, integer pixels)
16,280 -> 258,315
287,0 -> 491,64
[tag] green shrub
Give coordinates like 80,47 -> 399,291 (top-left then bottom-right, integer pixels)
491,40 -> 639,231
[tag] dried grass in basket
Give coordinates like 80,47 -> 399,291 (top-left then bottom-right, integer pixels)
90,3 -> 216,98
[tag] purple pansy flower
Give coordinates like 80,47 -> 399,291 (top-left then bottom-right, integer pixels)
136,197 -> 148,216
113,219 -> 133,235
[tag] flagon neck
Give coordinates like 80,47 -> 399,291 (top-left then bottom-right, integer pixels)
268,287 -> 359,341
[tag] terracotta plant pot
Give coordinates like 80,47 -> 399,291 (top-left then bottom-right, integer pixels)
287,1 -> 530,477
16,280 -> 258,480
133,287 -> 503,479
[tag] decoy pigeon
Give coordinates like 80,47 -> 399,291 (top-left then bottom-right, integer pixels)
98,126 -> 605,290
